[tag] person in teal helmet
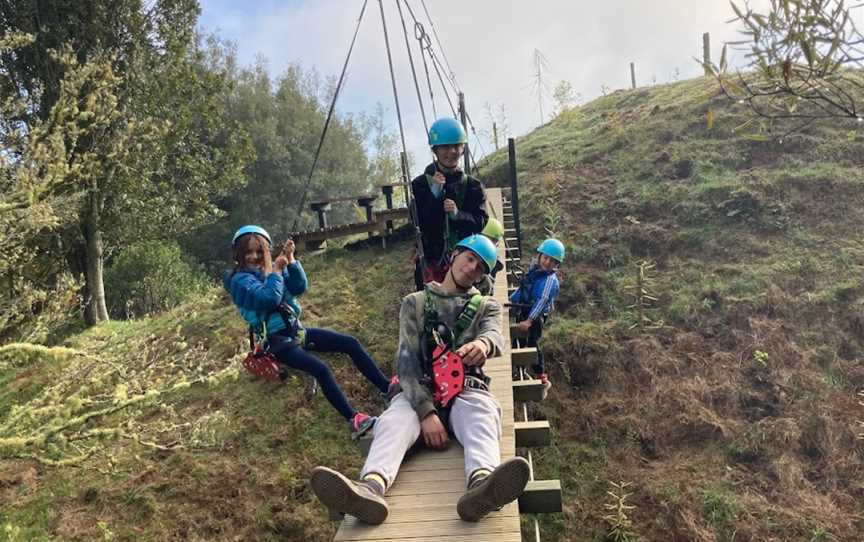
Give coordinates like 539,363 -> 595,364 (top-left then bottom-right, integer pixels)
509,238 -> 564,396
224,226 -> 391,438
474,218 -> 505,295
412,117 -> 488,290
310,234 -> 530,525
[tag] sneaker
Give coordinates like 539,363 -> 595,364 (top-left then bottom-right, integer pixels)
381,375 -> 400,403
350,413 -> 376,440
538,373 -> 552,399
456,457 -> 531,522
310,467 -> 389,525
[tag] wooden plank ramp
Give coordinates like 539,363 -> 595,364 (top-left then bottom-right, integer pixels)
334,187 -> 522,542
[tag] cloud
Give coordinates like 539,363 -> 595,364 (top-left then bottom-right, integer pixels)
199,0 -> 770,167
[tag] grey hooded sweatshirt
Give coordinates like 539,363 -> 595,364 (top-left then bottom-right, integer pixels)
396,282 -> 504,420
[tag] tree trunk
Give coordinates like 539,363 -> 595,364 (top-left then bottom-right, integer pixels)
83,184 -> 109,325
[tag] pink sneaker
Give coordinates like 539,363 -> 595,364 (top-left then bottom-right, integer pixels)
350,413 -> 376,440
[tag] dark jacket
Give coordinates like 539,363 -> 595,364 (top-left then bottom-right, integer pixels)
411,163 -> 488,263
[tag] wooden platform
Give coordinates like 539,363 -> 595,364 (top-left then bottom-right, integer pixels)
334,188 -> 522,541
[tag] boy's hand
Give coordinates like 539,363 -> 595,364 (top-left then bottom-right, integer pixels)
421,413 -> 448,449
432,171 -> 446,186
516,319 -> 533,333
456,339 -> 489,366
443,198 -> 457,214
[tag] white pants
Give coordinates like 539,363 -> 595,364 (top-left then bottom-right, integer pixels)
361,389 -> 503,489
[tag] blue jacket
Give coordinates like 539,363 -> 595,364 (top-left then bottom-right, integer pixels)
223,261 -> 308,342
509,264 -> 559,321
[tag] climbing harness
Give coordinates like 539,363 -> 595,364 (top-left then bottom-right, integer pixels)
422,291 -> 488,407
430,328 -> 464,407
240,302 -> 304,382
242,322 -> 283,382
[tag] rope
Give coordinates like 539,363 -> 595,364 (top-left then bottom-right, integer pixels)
429,50 -> 458,117
395,0 -> 429,136
290,0 -> 369,232
377,0 -> 409,165
419,0 -> 460,92
416,22 -> 437,118
402,1 -> 456,118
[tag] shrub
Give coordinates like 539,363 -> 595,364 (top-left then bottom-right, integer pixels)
105,240 -> 208,318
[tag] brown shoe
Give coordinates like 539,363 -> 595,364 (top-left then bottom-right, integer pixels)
310,467 -> 389,525
457,457 -> 531,522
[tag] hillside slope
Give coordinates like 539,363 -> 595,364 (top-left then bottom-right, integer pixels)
481,75 -> 864,541
3,73 -> 864,542
1,243 -> 414,541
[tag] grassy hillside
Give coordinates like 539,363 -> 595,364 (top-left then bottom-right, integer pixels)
3,73 -> 864,542
1,243 -> 414,541
480,75 -> 864,541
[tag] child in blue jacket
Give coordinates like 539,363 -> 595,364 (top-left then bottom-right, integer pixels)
224,225 -> 390,438
509,238 -> 564,394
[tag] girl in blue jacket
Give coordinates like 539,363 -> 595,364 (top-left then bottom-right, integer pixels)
509,238 -> 564,394
224,225 -> 390,438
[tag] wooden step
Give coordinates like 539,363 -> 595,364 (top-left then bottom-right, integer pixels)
511,347 -> 537,366
518,479 -> 562,513
513,380 -> 545,402
514,420 -> 551,447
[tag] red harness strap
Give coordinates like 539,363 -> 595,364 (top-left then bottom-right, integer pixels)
242,347 -> 283,382
431,342 -> 465,408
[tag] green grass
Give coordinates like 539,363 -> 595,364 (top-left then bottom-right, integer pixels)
5,71 -> 864,541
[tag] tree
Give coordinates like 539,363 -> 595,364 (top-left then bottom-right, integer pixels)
552,80 -> 580,117
184,51 -> 371,269
710,0 -> 864,136
529,49 -> 552,125
0,1 -> 252,327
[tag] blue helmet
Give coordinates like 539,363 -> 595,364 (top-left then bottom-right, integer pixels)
537,238 -> 565,263
232,225 -> 271,247
428,117 -> 467,147
454,234 -> 497,274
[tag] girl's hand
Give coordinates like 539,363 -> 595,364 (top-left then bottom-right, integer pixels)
516,319 -> 533,333
262,245 -> 274,275
281,239 -> 296,262
273,255 -> 289,272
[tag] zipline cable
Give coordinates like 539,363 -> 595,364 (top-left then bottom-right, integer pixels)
291,0 -> 369,232
395,0 -> 429,136
415,22 -> 437,118
419,0 -> 460,92
377,0 -> 409,166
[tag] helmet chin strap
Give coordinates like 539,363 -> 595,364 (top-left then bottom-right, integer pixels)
447,264 -> 473,291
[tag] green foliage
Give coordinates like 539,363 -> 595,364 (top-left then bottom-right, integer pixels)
711,0 -> 864,136
104,240 -> 208,319
603,480 -> 637,542
701,486 -> 740,540
187,48 -> 372,269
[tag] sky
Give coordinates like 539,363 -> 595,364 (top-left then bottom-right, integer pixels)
197,0 -> 773,167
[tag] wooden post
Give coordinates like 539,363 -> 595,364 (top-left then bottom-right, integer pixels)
508,138 -> 522,255
630,62 -> 636,89
703,32 -> 711,75
357,195 -> 378,239
310,202 -> 331,229
380,185 -> 395,232
493,122 -> 499,150
458,92 -> 470,176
